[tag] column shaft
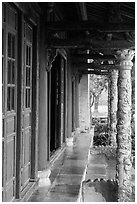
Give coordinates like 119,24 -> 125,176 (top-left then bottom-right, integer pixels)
107,73 -> 111,125
116,49 -> 134,201
110,70 -> 118,145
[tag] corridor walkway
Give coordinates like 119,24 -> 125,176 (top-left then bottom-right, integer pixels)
28,131 -> 93,202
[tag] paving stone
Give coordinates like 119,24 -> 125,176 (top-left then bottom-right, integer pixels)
63,159 -> 86,167
86,173 -> 107,181
82,186 -> 106,202
53,174 -> 82,185
89,154 -> 107,165
43,191 -> 78,202
65,154 -> 87,160
82,179 -> 118,202
28,133 -> 93,202
49,184 -> 80,194
86,166 -> 106,175
60,166 -> 84,175
28,187 -> 49,202
106,157 -> 116,180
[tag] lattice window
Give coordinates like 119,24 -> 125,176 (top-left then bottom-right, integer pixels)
7,32 -> 16,111
25,44 -> 32,108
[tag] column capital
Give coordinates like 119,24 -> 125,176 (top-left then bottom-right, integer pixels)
115,49 -> 135,70
110,69 -> 118,78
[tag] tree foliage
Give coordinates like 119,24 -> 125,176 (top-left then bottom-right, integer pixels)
89,74 -> 108,107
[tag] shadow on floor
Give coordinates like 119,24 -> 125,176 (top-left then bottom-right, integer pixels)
82,179 -> 118,202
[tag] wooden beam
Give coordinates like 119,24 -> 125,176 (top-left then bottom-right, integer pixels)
79,3 -> 87,20
47,38 -> 135,50
81,70 -> 108,75
73,63 -> 118,70
47,21 -> 135,32
71,54 -> 116,61
79,2 -> 89,35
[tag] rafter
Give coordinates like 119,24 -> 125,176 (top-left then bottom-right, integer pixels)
47,21 -> 134,33
79,2 -> 89,35
73,62 -> 118,70
47,38 -> 135,50
71,54 -> 116,61
81,70 -> 108,75
79,2 -> 87,20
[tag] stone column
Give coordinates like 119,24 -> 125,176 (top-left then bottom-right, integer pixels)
107,72 -> 111,125
116,49 -> 134,202
79,74 -> 90,130
110,69 -> 118,146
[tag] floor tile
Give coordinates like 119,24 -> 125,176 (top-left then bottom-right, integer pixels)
49,184 -> 80,194
53,174 -> 82,185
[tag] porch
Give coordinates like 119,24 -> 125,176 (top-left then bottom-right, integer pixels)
28,125 -> 135,202
2,2 -> 135,202
28,130 -> 93,202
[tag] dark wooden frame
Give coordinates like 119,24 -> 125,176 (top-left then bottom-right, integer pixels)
2,3 -> 40,201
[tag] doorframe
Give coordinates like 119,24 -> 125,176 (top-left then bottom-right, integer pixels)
47,51 -> 67,161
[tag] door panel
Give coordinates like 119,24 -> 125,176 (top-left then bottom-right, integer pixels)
2,4 -> 17,201
6,135 -> 15,182
5,183 -> 15,202
20,22 -> 32,190
2,3 -> 37,201
24,129 -> 30,164
6,116 -> 15,134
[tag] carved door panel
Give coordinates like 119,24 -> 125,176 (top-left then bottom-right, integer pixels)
2,4 -> 17,201
20,22 -> 33,190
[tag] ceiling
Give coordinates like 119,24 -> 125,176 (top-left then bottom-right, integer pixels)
39,2 -> 135,73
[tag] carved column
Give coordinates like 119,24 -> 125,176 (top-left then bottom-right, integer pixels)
107,72 -> 111,125
110,69 -> 118,146
116,49 -> 135,202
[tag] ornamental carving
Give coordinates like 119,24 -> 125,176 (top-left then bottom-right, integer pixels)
46,48 -> 57,72
116,62 -> 132,201
116,49 -> 135,61
115,49 -> 135,69
110,69 -> 118,145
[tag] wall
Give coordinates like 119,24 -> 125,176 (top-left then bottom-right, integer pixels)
66,53 -> 72,137
38,16 -> 49,171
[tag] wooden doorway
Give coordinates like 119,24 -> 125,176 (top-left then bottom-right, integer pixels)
50,55 -> 61,155
2,4 -> 38,200
48,54 -> 66,157
2,4 -> 18,201
20,21 -> 33,191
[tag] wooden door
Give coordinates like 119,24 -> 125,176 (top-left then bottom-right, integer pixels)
20,21 -> 33,190
49,55 -> 66,155
50,56 -> 60,154
2,3 -> 17,201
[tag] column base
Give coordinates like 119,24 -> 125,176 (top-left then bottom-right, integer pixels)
38,169 -> 51,187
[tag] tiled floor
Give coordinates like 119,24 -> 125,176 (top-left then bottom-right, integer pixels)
28,136 -> 135,202
28,132 -> 92,202
82,148 -> 117,202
